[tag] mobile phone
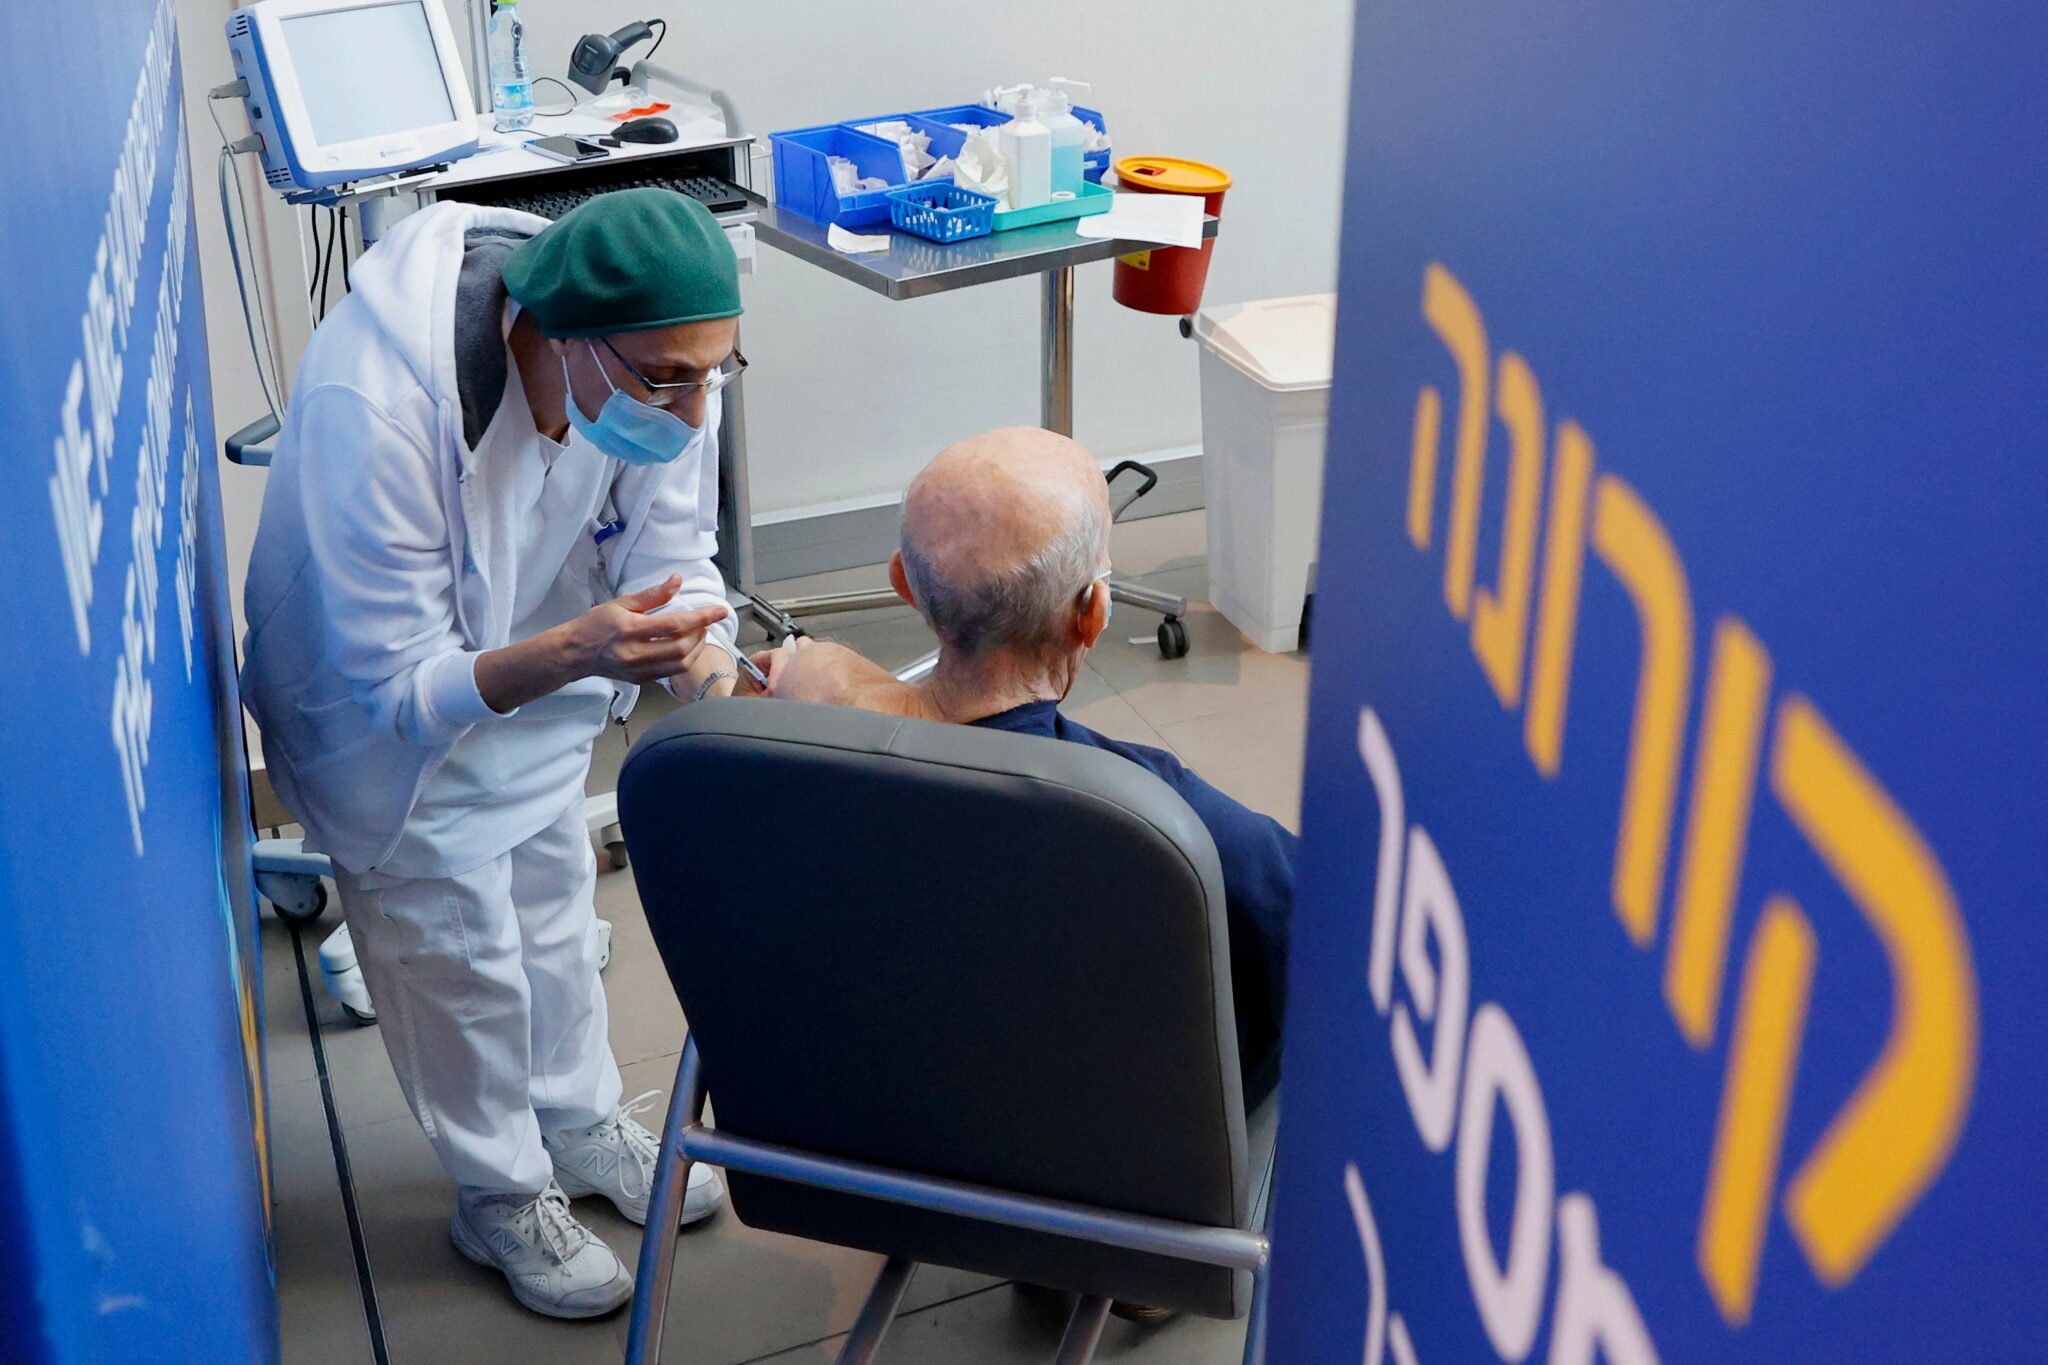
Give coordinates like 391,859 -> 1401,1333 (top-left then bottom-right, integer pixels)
528,135 -> 609,165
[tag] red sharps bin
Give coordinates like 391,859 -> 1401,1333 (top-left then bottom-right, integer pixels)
1110,156 -> 1232,315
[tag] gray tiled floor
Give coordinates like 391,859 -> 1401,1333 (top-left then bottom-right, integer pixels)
267,510 -> 1307,1363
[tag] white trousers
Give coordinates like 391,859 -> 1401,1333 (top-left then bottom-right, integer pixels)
334,801 -> 623,1196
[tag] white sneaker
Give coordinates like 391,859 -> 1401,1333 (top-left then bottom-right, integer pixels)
449,1182 -> 633,1319
317,924 -> 376,1023
547,1090 -> 726,1227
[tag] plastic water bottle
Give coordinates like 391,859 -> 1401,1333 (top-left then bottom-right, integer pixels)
489,0 -> 534,133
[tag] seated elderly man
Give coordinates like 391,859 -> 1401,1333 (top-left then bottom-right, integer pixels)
769,427 -> 1294,1104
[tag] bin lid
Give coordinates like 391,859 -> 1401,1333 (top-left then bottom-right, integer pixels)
1193,294 -> 1337,392
1113,156 -> 1233,195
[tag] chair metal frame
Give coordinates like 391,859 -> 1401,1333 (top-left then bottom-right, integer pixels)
624,1038 -> 1273,1365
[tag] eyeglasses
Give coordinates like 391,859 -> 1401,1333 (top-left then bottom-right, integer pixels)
1078,565 -> 1112,607
598,338 -> 749,408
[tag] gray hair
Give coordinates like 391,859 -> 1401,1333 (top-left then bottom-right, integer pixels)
901,491 -> 1108,659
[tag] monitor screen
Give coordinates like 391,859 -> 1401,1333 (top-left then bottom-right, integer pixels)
280,1 -> 457,146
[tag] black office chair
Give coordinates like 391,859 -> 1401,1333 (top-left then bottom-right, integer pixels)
616,699 -> 1275,1365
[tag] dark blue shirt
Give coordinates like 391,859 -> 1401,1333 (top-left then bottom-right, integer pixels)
970,699 -> 1296,1104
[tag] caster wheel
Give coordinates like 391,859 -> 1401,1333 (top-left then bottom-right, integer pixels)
1157,617 -> 1190,660
270,879 -> 328,924
606,840 -> 630,871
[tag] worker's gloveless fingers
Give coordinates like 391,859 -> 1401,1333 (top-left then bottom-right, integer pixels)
613,575 -> 683,614
619,603 -> 729,642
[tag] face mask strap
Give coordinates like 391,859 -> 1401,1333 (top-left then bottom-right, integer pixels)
585,339 -> 626,401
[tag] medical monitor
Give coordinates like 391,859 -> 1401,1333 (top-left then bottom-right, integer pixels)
226,0 -> 479,192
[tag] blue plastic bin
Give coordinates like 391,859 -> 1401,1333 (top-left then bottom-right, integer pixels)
769,122 -> 913,229
886,182 -> 999,243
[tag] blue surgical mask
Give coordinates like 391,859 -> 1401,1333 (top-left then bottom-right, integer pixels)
562,341 -> 699,466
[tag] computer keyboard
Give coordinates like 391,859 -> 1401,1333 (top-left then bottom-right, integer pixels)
468,173 -> 752,220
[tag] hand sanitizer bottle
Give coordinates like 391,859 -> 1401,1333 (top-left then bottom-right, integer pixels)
1000,90 -> 1053,210
1043,78 -> 1091,197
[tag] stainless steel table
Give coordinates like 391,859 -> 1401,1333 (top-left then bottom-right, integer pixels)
745,191 -> 1219,658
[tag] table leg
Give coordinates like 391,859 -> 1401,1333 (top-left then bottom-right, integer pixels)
1042,264 -> 1076,436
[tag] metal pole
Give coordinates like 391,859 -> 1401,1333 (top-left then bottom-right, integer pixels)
717,324 -> 759,595
465,0 -> 493,116
624,1045 -> 707,1365
1053,1297 -> 1112,1365
832,1257 -> 918,1365
1042,265 -> 1076,435
1241,1260 -> 1272,1365
679,1125 -> 1268,1270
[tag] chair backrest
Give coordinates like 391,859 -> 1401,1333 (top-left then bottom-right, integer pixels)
618,698 -> 1254,1317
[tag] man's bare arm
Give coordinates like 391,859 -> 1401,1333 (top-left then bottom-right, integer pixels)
762,639 -> 928,717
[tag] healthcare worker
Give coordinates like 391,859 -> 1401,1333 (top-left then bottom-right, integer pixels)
243,189 -> 747,1319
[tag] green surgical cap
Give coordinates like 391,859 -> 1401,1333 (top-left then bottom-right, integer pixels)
503,188 -> 742,337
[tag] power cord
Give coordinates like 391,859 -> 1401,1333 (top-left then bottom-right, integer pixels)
208,85 -> 284,419
532,75 -> 580,117
305,205 -> 324,304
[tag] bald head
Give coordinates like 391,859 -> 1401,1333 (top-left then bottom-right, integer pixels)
898,428 -> 1111,660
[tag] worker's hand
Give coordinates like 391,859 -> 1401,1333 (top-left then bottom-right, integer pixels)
556,576 -> 731,687
737,650 -> 776,697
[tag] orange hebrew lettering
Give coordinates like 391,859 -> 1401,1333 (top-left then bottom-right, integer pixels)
1772,697 -> 1979,1288
1470,352 -> 1547,709
1697,896 -> 1817,1326
1408,265 -> 1490,614
1523,421 -> 1595,777
1588,476 -> 1695,947
1665,618 -> 1774,1048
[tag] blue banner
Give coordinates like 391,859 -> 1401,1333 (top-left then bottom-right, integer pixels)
1270,4 -> 2045,1362
0,0 -> 276,1360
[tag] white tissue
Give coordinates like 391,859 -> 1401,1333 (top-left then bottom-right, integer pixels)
921,155 -> 959,183
828,154 -> 895,197
1082,120 -> 1113,154
951,128 -> 1010,205
857,119 -> 936,180
827,223 -> 893,254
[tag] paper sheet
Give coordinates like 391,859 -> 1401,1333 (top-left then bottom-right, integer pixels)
827,224 -> 893,254
1074,192 -> 1206,249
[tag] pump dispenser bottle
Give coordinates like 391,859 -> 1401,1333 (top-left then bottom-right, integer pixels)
1042,77 -> 1091,197
999,90 -> 1053,209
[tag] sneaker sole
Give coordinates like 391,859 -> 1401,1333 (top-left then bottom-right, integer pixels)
448,1213 -> 633,1320
553,1166 -> 726,1228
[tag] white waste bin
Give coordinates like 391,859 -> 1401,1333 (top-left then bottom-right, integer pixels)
1194,293 -> 1337,653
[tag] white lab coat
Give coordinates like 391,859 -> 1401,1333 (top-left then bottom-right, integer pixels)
241,202 -> 735,876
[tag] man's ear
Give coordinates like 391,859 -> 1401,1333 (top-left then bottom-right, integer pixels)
1076,579 -> 1111,649
888,551 -> 916,608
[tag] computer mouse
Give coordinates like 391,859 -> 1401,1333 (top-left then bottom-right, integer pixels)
616,116 -> 679,144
